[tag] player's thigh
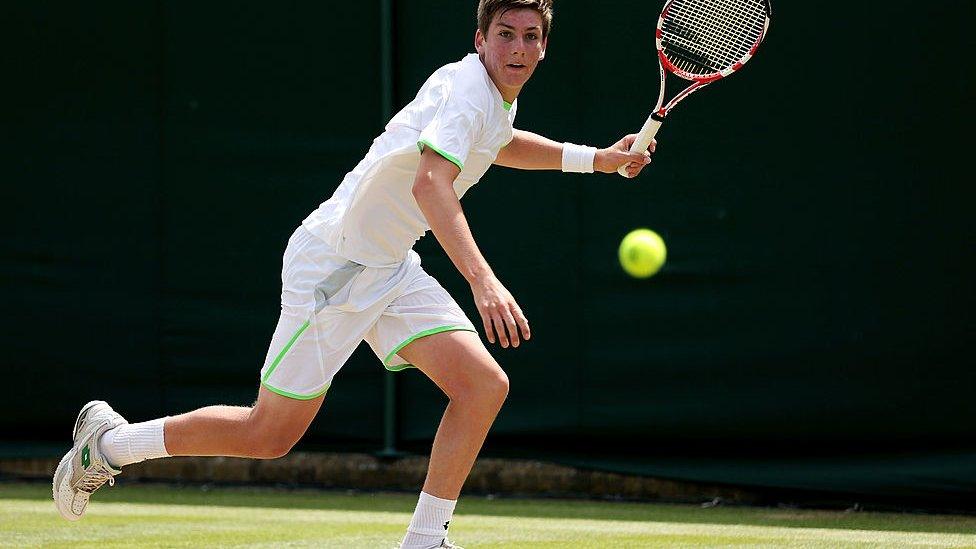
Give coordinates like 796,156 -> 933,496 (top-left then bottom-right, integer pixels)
396,330 -> 508,402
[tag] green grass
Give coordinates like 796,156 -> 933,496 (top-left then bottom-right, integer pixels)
3,482 -> 976,548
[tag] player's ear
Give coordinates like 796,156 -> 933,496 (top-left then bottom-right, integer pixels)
475,29 -> 485,54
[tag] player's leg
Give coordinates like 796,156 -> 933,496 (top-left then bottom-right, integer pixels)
54,307 -> 335,523
101,303 -> 334,462
163,300 -> 332,459
394,330 -> 508,549
54,226 -> 361,521
161,385 -> 325,458
398,330 -> 509,500
53,383 -> 325,521
363,258 -> 493,548
162,223 -> 364,460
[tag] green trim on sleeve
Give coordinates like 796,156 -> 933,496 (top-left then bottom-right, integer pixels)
261,319 -> 311,383
383,325 -> 477,369
261,381 -> 330,401
418,140 -> 464,171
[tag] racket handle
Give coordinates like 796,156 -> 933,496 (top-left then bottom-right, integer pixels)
617,114 -> 663,178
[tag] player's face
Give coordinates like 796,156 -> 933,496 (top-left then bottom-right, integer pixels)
475,8 -> 547,102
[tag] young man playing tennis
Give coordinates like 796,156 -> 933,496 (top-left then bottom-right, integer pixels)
53,1 -> 653,546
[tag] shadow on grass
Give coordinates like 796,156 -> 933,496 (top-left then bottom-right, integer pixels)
5,480 -> 976,536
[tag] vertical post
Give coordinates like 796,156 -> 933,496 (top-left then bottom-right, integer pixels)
379,0 -> 394,124
378,0 -> 401,459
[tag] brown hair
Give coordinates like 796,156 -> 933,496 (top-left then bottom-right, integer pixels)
478,0 -> 554,39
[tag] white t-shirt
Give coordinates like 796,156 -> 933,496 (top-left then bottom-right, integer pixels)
302,53 -> 517,267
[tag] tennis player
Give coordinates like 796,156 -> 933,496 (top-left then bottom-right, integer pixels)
53,1 -> 653,547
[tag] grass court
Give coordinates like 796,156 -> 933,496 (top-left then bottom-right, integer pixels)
3,482 -> 975,548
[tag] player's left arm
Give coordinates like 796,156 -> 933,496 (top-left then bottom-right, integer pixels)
493,129 -> 656,177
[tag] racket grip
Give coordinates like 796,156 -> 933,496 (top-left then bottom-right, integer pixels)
617,115 -> 663,178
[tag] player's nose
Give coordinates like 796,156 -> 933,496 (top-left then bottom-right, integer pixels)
512,38 -> 527,54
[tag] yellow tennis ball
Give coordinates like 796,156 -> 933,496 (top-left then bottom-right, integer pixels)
618,229 -> 667,278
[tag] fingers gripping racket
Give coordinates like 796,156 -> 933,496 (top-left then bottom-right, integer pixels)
618,0 -> 772,177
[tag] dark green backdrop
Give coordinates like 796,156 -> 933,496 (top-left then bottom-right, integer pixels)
4,1 -> 974,506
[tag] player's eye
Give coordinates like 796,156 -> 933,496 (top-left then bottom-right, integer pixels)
526,33 -> 538,40
499,30 -> 513,38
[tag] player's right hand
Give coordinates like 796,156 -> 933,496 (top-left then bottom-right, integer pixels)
471,275 -> 530,349
596,134 -> 657,178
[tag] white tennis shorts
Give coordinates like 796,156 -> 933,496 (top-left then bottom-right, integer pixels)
259,226 -> 476,400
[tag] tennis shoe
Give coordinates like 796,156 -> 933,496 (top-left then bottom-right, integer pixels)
53,400 -> 128,521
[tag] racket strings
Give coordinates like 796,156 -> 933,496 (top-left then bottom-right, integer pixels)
662,0 -> 767,76
667,10 -> 762,72
672,0 -> 765,61
667,0 -> 765,71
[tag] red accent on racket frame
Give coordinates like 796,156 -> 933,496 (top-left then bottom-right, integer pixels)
660,0 -> 673,18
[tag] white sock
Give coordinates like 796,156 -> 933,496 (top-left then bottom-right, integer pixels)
400,491 -> 456,548
98,417 -> 171,468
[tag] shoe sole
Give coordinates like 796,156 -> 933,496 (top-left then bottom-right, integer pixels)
52,448 -> 79,521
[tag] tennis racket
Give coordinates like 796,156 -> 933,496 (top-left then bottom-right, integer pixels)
618,0 -> 772,177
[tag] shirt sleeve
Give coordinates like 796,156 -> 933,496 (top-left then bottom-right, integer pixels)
417,79 -> 488,171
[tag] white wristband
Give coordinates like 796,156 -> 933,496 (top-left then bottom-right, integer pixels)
561,142 -> 597,173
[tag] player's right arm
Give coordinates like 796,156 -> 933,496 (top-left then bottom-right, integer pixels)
495,129 -> 653,177
412,147 -> 530,348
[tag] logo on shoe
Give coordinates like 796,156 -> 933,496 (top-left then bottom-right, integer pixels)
81,445 -> 91,469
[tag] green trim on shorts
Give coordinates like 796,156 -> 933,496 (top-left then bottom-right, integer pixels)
384,325 -> 477,370
261,319 -> 311,384
261,381 -> 330,401
417,140 -> 464,171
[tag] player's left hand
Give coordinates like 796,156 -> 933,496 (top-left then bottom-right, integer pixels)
594,134 -> 657,177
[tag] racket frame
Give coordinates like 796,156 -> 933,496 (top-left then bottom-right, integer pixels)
618,0 -> 772,177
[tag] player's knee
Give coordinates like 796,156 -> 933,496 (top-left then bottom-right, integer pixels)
491,370 -> 510,404
248,430 -> 300,459
459,368 -> 508,410
243,414 -> 302,459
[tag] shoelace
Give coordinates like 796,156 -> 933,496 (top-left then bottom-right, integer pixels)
78,463 -> 115,493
